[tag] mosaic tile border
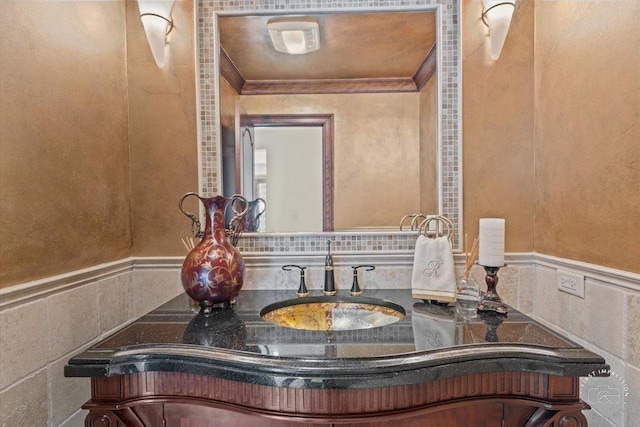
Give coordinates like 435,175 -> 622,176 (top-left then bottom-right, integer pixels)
235,232 -> 420,253
196,0 -> 462,253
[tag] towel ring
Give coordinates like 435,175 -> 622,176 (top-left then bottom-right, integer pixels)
410,214 -> 428,231
418,216 -> 453,241
400,214 -> 418,231
399,213 -> 431,231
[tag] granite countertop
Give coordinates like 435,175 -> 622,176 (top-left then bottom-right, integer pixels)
65,289 -> 608,389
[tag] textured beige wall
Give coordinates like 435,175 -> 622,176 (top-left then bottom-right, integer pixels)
2,0 -> 637,291
462,0 -> 535,252
0,1 -> 131,288
124,0 -> 640,271
419,75 -> 438,215
127,0 -> 199,256
534,1 -> 640,273
219,76 -> 241,196
239,93 -> 424,229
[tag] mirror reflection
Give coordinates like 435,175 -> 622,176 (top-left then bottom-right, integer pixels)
253,126 -> 324,232
218,11 -> 439,232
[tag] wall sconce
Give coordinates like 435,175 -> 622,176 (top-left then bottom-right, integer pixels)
482,0 -> 516,60
137,0 -> 175,67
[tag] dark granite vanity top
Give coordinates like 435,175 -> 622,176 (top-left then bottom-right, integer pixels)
65,289 -> 607,389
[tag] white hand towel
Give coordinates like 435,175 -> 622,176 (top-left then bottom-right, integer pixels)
411,235 -> 457,303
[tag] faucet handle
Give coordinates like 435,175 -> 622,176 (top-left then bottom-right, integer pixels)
282,265 -> 309,297
350,265 -> 375,296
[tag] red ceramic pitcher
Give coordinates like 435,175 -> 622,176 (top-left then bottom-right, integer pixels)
179,193 -> 248,311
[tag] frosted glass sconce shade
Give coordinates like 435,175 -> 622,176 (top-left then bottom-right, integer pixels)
482,0 -> 516,60
137,0 -> 175,67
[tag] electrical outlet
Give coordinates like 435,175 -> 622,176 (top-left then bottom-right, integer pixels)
557,270 -> 585,298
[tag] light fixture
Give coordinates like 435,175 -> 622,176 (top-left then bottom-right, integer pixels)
481,0 -> 516,60
267,19 -> 320,55
137,0 -> 175,67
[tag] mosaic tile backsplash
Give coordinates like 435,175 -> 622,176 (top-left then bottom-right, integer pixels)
196,0 -> 462,251
235,232 -> 420,253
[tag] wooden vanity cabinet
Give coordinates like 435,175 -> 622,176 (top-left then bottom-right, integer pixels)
84,370 -> 588,427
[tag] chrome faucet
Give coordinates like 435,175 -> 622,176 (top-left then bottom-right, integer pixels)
323,240 -> 336,295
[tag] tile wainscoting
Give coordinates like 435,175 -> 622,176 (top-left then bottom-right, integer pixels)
0,258 -> 184,427
1,253 -> 637,426
527,254 -> 639,427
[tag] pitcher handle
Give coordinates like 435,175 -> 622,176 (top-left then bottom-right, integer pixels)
250,198 -> 267,231
179,192 -> 204,238
228,194 -> 250,218
226,195 -> 249,246
254,198 -> 267,217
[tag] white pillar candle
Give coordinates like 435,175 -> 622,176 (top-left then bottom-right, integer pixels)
479,218 -> 505,267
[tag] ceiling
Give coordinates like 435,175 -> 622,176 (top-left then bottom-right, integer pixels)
218,11 -> 437,95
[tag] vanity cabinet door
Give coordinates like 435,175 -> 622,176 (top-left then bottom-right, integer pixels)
164,403 -> 331,427
338,403 -> 504,427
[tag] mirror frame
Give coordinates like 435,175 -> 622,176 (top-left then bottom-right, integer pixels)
196,0 -> 462,251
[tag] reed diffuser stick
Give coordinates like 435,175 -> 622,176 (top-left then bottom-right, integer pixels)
465,233 -> 469,271
181,237 -> 196,252
463,237 -> 479,278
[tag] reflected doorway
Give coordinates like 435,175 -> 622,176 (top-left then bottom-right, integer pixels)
254,127 -> 323,232
227,113 -> 334,232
